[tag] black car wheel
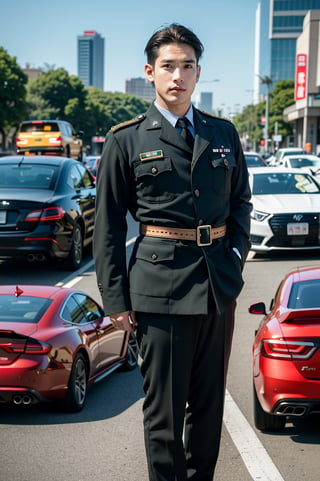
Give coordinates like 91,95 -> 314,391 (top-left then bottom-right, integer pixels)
122,332 -> 138,371
65,224 -> 83,270
64,353 -> 88,412
253,383 -> 286,431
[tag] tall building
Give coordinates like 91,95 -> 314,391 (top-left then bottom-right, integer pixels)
198,92 -> 213,113
254,0 -> 320,102
77,31 -> 104,90
125,77 -> 154,101
283,10 -> 320,152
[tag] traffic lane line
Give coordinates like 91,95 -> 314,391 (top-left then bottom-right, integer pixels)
224,390 -> 285,481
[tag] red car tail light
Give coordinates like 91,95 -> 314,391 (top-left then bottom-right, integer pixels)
24,339 -> 51,354
261,339 -> 317,360
24,206 -> 65,222
16,137 -> 27,145
49,135 -> 62,146
0,338 -> 51,355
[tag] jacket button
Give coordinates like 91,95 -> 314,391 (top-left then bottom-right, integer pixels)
151,167 -> 158,174
151,253 -> 158,260
194,189 -> 200,197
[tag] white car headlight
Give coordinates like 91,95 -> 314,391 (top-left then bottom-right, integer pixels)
251,209 -> 270,222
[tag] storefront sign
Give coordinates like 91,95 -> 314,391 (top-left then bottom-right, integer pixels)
295,54 -> 307,101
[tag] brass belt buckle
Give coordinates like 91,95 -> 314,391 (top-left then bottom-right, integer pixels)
196,225 -> 212,246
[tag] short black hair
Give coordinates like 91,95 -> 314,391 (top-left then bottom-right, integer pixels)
145,23 -> 204,65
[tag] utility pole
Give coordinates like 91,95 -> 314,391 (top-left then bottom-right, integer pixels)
259,75 -> 272,153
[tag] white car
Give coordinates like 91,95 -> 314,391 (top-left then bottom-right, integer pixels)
278,154 -> 320,178
249,167 -> 320,252
268,147 -> 305,166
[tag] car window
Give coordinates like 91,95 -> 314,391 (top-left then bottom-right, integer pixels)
252,172 -> 320,194
244,154 -> 265,167
76,164 -> 95,188
0,295 -> 52,323
59,123 -> 68,136
73,293 -> 103,321
0,164 -> 58,189
61,296 -> 87,324
67,165 -> 84,190
288,280 -> 320,309
20,122 -> 59,132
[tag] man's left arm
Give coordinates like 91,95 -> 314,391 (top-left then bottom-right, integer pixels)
228,127 -> 252,265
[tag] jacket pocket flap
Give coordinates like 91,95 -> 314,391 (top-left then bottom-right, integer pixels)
136,241 -> 175,263
211,154 -> 236,169
134,157 -> 172,179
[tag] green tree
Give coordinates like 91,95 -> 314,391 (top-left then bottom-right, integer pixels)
27,68 -> 87,131
269,80 -> 295,140
233,80 -> 295,150
0,47 -> 28,149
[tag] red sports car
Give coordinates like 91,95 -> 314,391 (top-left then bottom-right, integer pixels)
250,265 -> 320,431
0,285 -> 138,412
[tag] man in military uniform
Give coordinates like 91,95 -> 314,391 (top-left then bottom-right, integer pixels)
93,23 -> 251,481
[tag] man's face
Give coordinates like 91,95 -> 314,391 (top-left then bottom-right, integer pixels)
145,43 -> 201,116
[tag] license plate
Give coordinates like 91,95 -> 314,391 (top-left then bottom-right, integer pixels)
0,211 -> 7,224
287,222 -> 309,235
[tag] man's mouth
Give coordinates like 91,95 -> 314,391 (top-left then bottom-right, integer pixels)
170,86 -> 185,93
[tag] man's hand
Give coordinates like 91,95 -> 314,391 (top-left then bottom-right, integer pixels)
109,310 -> 137,332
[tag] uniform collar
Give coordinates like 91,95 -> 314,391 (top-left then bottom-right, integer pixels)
154,101 -> 194,129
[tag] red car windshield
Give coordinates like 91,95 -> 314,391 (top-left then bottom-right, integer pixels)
0,296 -> 52,323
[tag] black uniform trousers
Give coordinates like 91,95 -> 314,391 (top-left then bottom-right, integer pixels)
136,291 -> 236,481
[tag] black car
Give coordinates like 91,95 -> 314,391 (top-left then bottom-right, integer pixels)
0,156 -> 96,269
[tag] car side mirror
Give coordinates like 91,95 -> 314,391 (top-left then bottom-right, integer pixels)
248,302 -> 267,315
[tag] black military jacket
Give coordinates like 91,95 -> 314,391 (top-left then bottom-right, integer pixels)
93,103 -> 252,315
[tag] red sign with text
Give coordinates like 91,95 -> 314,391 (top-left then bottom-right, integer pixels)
295,54 -> 307,101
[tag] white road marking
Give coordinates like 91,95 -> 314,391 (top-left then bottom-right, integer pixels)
223,390 -> 285,481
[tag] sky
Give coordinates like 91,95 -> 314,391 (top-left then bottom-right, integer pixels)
1,0 -> 259,116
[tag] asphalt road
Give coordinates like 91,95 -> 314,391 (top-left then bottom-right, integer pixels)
0,233 -> 319,481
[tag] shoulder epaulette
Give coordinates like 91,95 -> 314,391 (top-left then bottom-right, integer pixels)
111,113 -> 146,133
198,109 -> 233,125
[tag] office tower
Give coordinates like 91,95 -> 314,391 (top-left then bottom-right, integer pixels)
77,31 -> 104,90
254,0 -> 320,102
125,77 -> 154,101
198,92 -> 213,113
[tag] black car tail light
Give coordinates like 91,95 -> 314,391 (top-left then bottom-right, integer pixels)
261,338 -> 317,360
24,206 -> 65,222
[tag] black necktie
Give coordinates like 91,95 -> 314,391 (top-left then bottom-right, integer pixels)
176,117 -> 194,149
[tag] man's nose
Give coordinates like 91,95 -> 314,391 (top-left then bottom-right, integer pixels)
172,67 -> 183,82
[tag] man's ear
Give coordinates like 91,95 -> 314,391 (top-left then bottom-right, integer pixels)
145,63 -> 154,83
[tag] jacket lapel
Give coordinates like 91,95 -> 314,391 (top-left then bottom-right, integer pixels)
193,109 -> 216,163
145,104 -> 193,152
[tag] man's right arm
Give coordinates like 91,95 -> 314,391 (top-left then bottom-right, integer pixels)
93,132 -> 132,314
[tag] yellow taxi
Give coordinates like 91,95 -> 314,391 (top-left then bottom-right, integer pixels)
16,120 -> 84,161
